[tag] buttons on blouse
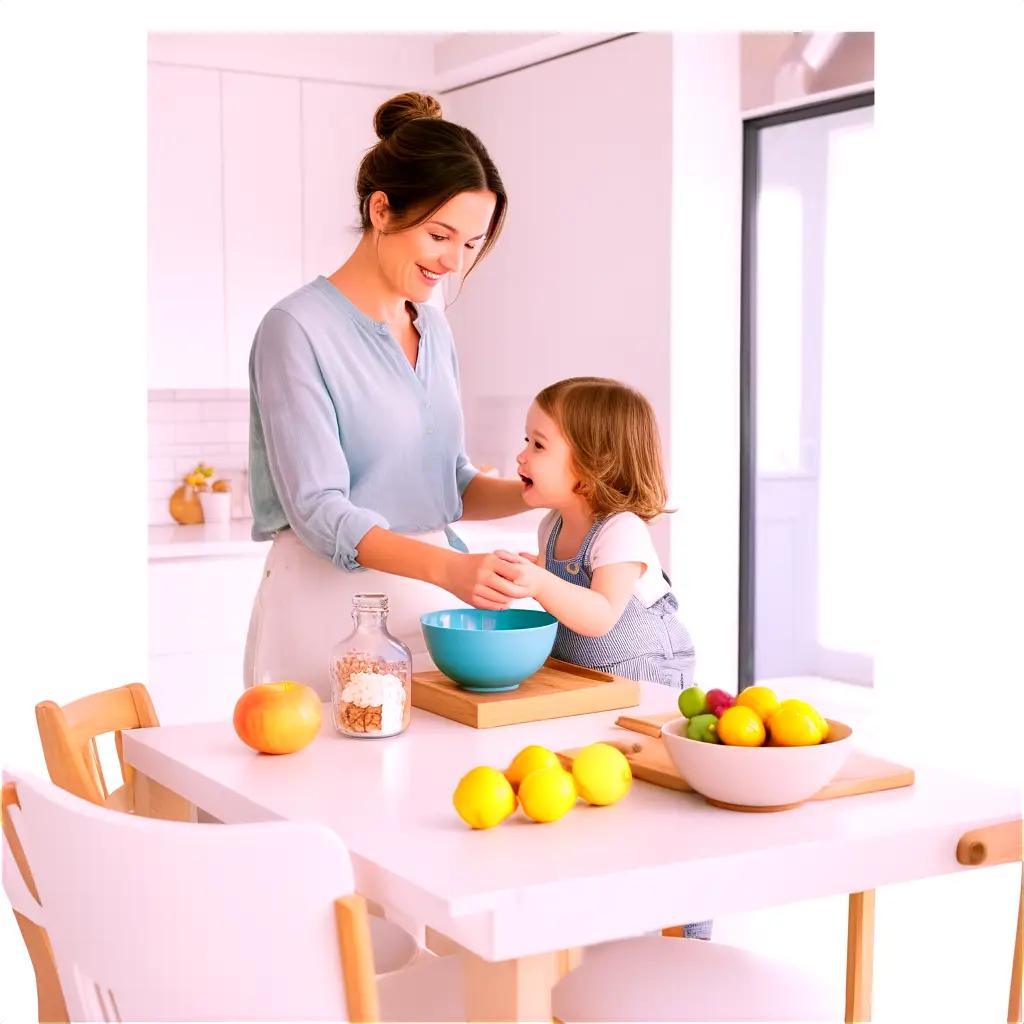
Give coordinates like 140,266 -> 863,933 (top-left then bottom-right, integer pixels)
567,561 -> 580,575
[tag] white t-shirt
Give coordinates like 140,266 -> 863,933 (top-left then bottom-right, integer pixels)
537,510 -> 670,608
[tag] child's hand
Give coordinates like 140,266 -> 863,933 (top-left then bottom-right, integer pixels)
493,550 -> 547,598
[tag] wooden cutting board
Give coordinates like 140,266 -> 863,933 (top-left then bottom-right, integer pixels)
557,711 -> 915,806
411,658 -> 640,729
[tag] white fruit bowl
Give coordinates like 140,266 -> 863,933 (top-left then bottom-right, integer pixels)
660,717 -> 854,810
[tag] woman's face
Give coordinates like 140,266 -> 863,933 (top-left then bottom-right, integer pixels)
516,402 -> 581,510
371,189 -> 496,304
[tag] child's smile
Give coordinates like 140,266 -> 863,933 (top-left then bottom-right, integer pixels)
516,402 -> 580,509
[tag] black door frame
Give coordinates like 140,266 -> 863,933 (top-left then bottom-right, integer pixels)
738,89 -> 876,690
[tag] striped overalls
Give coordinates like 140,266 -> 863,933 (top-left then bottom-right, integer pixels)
545,515 -> 697,687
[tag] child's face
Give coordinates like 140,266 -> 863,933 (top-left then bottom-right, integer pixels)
516,402 -> 582,509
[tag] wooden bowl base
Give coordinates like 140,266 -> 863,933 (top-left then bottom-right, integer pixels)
704,796 -> 806,813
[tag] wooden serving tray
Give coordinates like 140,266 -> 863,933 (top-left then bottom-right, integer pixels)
411,658 -> 640,729
557,711 -> 915,808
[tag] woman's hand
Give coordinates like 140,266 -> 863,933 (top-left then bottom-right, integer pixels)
440,551 -> 531,610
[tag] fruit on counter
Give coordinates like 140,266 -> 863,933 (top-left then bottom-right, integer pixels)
453,766 -> 518,829
734,685 -> 780,724
705,688 -> 735,716
767,706 -> 823,747
570,743 -> 632,806
504,745 -> 561,791
233,681 -> 322,755
716,706 -> 766,747
677,686 -> 707,719
686,713 -> 720,743
518,765 -> 578,823
772,699 -> 829,741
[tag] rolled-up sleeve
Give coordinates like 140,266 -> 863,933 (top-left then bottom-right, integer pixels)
252,308 -> 388,570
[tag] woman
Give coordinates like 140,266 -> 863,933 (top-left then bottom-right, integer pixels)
244,92 -> 528,699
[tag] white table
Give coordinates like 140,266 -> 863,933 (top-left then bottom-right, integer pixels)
123,684 -> 1021,1022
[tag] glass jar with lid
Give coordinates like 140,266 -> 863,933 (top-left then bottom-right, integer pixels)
330,593 -> 412,738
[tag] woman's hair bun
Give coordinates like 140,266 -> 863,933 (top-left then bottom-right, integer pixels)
374,92 -> 443,141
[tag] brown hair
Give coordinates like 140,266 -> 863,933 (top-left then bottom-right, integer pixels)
535,377 -> 672,521
355,92 -> 507,283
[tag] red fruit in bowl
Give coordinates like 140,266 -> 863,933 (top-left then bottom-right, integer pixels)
705,688 -> 735,716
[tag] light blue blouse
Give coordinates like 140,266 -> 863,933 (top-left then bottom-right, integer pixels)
248,276 -> 479,570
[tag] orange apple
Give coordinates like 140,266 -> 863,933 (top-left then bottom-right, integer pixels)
233,681 -> 322,754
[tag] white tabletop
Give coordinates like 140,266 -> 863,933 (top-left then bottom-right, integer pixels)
123,685 -> 1021,961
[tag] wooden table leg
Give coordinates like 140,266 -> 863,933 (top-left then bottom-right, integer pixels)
463,947 -> 580,1023
846,889 -> 875,1023
128,770 -> 196,822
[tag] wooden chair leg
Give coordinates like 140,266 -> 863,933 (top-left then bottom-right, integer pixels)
12,911 -> 69,1024
1010,865 -> 1023,1024
846,890 -> 875,1023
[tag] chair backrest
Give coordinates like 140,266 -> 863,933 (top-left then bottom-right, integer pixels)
35,683 -> 159,806
3,770 -> 378,1023
3,781 -> 72,1024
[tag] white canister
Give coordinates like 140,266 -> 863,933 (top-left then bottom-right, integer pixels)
198,489 -> 232,524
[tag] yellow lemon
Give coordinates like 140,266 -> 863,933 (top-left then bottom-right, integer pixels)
772,699 -> 828,741
734,685 -> 780,723
570,743 -> 632,806
767,707 -> 822,746
517,766 -> 578,823
717,706 -> 766,746
504,745 -> 561,791
452,766 -> 517,829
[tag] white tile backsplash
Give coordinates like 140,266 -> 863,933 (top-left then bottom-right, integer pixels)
149,389 -> 251,525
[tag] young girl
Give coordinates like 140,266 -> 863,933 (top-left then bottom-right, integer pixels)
497,376 -> 711,941
497,376 -> 696,688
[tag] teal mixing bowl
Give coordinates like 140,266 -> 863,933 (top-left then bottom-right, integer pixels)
420,608 -> 558,692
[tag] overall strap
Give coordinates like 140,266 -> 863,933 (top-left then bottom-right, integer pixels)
577,516 -> 610,575
544,514 -> 563,564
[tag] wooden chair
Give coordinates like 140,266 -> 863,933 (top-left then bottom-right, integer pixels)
3,683 -> 159,1024
35,682 -> 160,813
2,784 -> 68,1024
13,683 -> 419,1024
3,770 -> 464,1023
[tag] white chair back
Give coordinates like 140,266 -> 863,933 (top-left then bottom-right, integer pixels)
4,770 -> 372,1022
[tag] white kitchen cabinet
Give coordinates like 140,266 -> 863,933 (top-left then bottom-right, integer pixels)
147,64 -> 225,389
300,81 -> 394,280
222,72 -> 304,388
148,552 -> 267,724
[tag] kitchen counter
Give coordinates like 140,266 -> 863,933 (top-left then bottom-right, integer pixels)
149,520 -> 271,560
148,510 -> 548,562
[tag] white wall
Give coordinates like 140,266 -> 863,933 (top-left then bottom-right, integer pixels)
443,33 -> 674,561
670,34 -> 743,689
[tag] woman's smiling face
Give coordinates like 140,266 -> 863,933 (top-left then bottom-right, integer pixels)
370,189 -> 496,303
516,402 -> 581,509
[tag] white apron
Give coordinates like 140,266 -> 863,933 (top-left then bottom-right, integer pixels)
243,528 -> 468,700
